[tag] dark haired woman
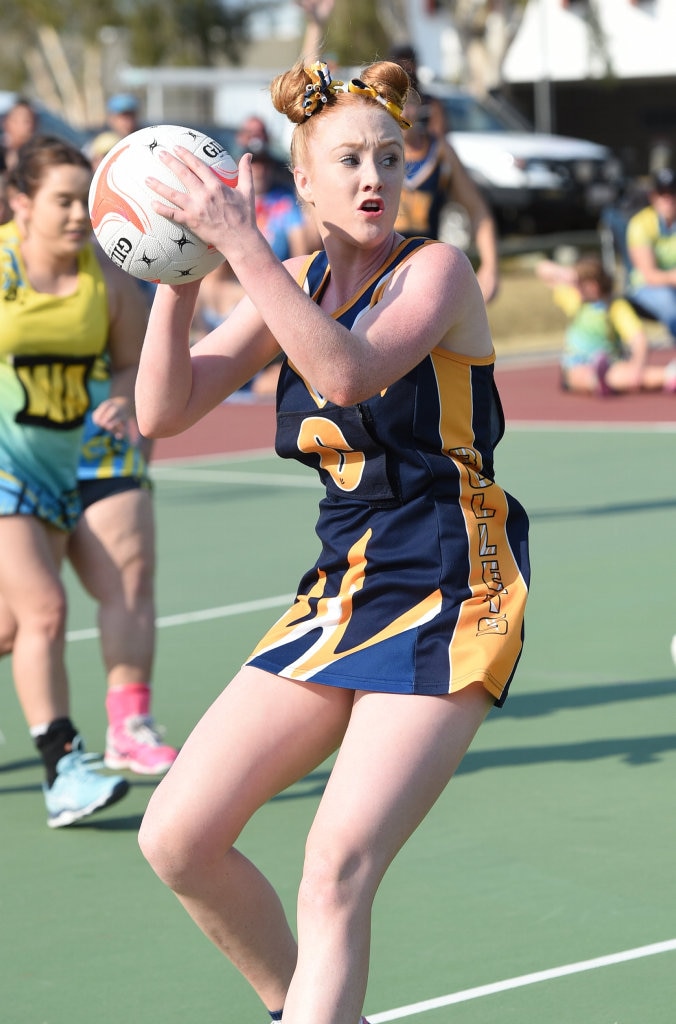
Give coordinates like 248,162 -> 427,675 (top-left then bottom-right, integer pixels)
0,136 -> 147,825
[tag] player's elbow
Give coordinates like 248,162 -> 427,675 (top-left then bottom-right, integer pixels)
321,379 -> 371,407
135,406 -> 176,439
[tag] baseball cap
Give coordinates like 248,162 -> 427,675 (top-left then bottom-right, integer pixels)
653,167 -> 676,194
107,93 -> 138,115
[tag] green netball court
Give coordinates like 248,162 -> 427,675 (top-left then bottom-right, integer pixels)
1,395 -> 675,1023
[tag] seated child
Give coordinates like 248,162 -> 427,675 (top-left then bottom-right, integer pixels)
536,255 -> 676,395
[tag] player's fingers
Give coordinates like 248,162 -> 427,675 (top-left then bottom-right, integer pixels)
163,144 -> 216,187
235,153 -> 255,204
146,191 -> 180,221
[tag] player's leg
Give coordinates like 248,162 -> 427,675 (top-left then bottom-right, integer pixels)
68,485 -> 156,689
68,485 -> 176,772
282,681 -> 493,1024
0,514 -> 129,823
0,590 -> 17,656
0,516 -> 70,727
139,666 -> 355,1011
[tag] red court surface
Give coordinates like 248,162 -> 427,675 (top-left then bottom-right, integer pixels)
495,352 -> 676,426
152,351 -> 676,463
153,399 -> 277,460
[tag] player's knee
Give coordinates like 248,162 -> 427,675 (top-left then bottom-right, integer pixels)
138,810 -> 183,887
0,611 -> 17,656
138,806 -> 208,891
298,841 -> 374,919
0,627 -> 16,657
28,587 -> 68,642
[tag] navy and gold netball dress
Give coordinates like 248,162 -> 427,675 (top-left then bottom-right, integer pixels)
246,238 -> 530,704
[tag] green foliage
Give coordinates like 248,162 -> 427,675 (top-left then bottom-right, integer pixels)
0,0 -> 122,41
0,0 -> 264,82
126,0 -> 255,68
330,0 -> 390,66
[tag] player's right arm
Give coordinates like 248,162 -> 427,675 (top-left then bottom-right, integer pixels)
135,279 -> 280,438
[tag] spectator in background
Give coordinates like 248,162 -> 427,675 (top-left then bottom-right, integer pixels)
236,112 -> 322,254
85,130 -> 123,171
251,147 -> 310,261
626,168 -> 676,340
235,114 -> 271,154
537,254 -> 676,394
397,90 -> 499,304
235,115 -> 293,190
388,42 -> 448,139
105,93 -> 140,140
1,98 -> 38,172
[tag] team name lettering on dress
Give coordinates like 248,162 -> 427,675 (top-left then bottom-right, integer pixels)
12,355 -> 92,429
448,446 -> 508,637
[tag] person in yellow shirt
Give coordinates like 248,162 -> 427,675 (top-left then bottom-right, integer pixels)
626,168 -> 676,339
537,254 -> 676,394
1,138 -> 178,785
0,136 -> 148,826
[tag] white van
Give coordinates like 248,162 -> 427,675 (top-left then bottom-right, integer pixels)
425,83 -> 623,237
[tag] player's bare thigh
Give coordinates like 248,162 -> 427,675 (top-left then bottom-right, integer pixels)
303,681 -> 494,889
68,487 -> 155,598
140,666 -> 355,863
0,516 -> 68,615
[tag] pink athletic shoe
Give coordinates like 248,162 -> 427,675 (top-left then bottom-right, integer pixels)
104,715 -> 178,775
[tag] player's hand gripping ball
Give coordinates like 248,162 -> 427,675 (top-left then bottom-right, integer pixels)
88,124 -> 238,285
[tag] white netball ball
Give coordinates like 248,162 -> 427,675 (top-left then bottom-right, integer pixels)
88,124 -> 238,285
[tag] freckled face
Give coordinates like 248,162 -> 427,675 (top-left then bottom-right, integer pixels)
294,101 -> 405,246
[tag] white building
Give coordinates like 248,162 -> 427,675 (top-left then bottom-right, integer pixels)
503,0 -> 676,85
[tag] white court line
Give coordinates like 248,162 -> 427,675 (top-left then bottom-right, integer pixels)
150,466 -> 318,487
66,593 -> 295,642
367,938 -> 676,1021
154,445 -> 275,465
508,420 -> 676,433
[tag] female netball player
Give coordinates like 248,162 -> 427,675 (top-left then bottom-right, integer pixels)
136,58 -> 530,1024
0,135 -> 148,825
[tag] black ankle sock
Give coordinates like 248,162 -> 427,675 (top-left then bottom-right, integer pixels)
35,717 -> 78,787
268,1011 -> 283,1021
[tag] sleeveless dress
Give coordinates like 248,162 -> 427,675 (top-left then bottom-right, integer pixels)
78,352 -> 149,490
245,238 -> 530,705
0,227 -> 109,530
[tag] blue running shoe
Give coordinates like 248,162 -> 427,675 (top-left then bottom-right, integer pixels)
44,737 -> 129,828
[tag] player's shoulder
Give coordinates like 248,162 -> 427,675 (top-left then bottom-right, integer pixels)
400,237 -> 472,280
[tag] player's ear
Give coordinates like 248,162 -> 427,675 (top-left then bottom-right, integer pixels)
12,192 -> 31,217
10,191 -> 32,231
294,165 -> 313,205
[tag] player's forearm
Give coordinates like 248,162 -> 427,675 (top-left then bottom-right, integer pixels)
135,283 -> 199,437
